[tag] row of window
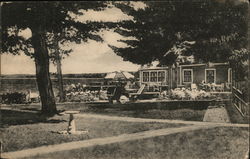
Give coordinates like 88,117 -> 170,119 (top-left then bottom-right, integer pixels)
142,69 -> 218,84
182,69 -> 216,83
142,71 -> 166,82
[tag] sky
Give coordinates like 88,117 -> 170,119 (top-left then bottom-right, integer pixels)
1,2 -> 147,74
3,0 -> 247,75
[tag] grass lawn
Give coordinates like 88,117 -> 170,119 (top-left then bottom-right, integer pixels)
52,102 -> 207,121
4,101 -> 208,121
1,110 -> 186,152
67,104 -> 206,121
27,127 -> 249,159
83,108 -> 206,121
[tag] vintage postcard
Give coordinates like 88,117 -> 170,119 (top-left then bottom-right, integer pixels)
1,1 -> 249,159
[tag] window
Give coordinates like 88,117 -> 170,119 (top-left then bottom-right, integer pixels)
142,70 -> 167,83
205,69 -> 216,83
142,72 -> 149,82
150,72 -> 157,82
183,69 -> 193,83
228,68 -> 232,83
158,71 -> 165,82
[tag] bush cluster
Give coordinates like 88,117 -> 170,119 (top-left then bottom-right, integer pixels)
160,88 -> 216,100
0,92 -> 27,104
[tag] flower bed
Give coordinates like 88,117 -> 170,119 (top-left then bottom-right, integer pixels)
65,90 -> 108,102
159,88 -> 217,101
64,83 -> 108,102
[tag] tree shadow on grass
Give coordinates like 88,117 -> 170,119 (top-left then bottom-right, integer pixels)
0,109 -> 67,128
20,107 -> 40,111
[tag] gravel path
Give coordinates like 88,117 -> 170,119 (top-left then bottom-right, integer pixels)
76,113 -> 248,127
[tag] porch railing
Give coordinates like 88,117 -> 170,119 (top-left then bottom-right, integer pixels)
232,87 -> 249,117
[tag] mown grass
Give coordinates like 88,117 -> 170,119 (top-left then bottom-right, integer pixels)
28,127 -> 249,159
1,112 -> 186,152
46,102 -> 207,121
61,102 -> 207,121
2,101 -> 208,122
84,108 -> 206,121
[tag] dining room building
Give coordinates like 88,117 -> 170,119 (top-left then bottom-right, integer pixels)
138,62 -> 232,92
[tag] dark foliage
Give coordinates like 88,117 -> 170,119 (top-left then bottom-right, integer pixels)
0,92 -> 27,104
1,2 -> 116,115
112,0 -> 248,67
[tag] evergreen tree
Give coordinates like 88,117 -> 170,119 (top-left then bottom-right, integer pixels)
1,2 -> 115,115
112,0 -> 248,68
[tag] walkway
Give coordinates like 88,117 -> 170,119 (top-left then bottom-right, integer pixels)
76,113 -> 249,128
2,124 -> 217,159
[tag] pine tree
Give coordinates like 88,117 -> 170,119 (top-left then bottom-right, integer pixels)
112,0 -> 248,67
1,2 -> 115,115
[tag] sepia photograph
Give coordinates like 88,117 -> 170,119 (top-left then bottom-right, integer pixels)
0,1 -> 249,159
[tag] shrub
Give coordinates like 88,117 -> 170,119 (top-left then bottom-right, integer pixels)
168,88 -> 214,100
0,92 -> 27,104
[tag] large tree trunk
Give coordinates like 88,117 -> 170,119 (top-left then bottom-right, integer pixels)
31,27 -> 57,115
55,41 -> 65,102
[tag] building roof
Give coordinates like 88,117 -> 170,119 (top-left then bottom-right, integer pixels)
138,66 -> 169,71
138,62 -> 229,71
180,62 -> 229,67
104,71 -> 134,80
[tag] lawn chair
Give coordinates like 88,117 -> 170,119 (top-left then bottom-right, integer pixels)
129,84 -> 145,101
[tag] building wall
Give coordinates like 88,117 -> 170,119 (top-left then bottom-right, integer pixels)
139,68 -> 169,85
139,64 -> 231,90
215,65 -> 229,84
180,64 -> 229,85
180,65 -> 206,85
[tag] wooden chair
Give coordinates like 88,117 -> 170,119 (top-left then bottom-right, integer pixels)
129,84 -> 146,100
214,83 -> 224,92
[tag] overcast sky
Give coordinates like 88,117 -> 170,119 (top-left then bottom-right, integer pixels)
1,2 -> 146,74
3,1 -> 247,75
